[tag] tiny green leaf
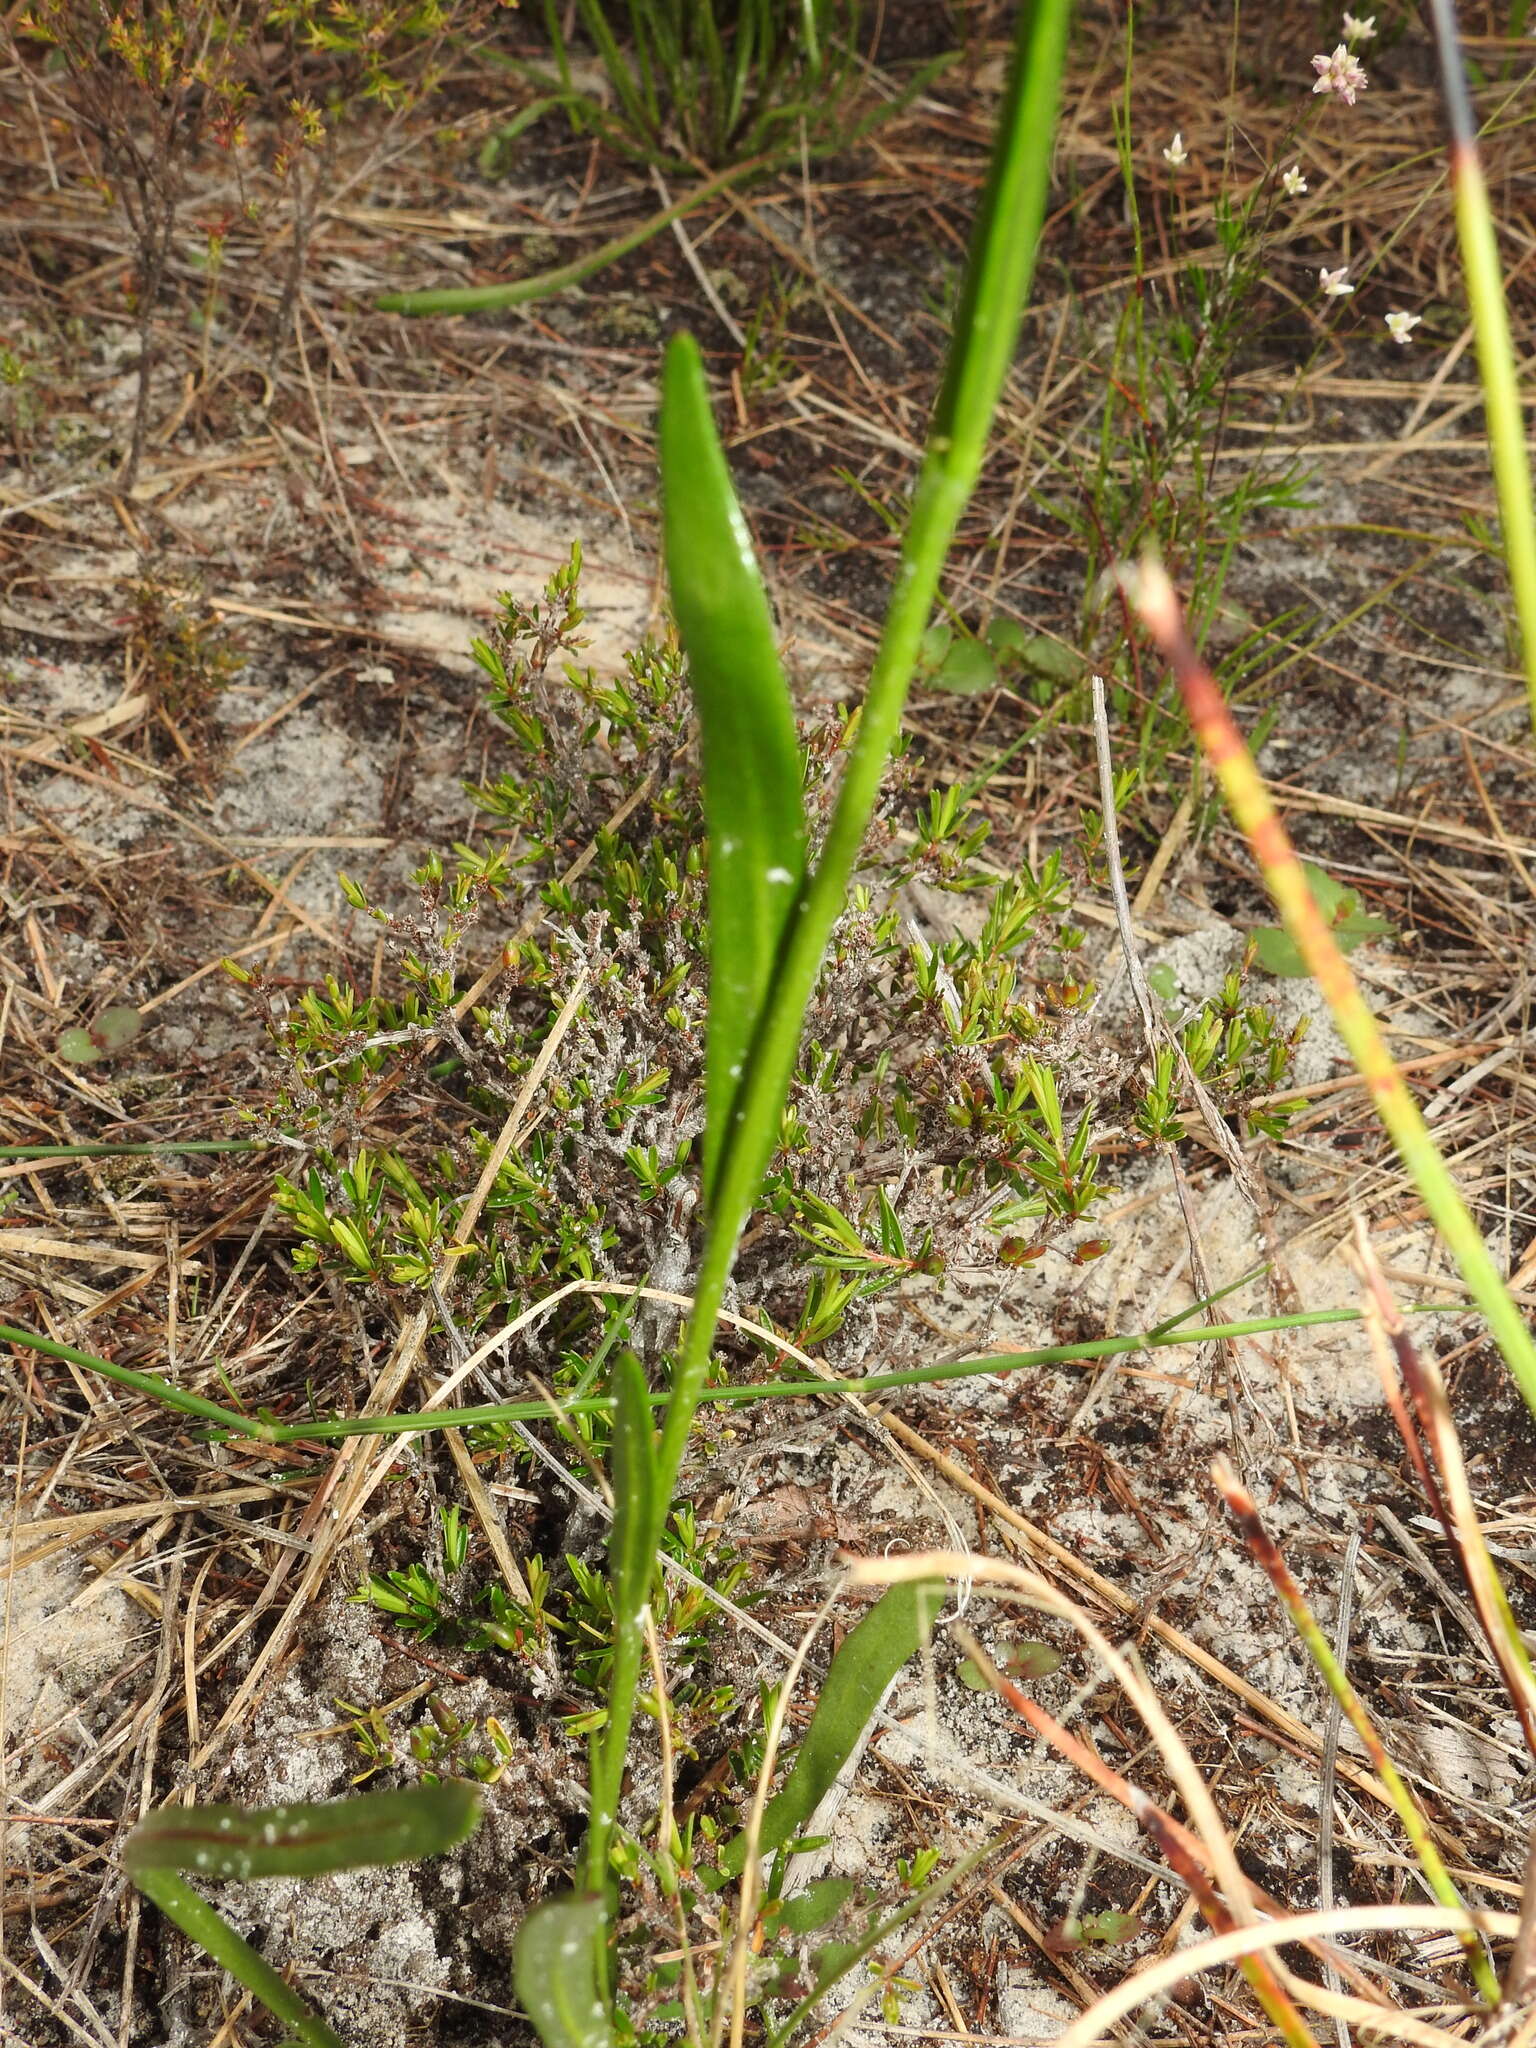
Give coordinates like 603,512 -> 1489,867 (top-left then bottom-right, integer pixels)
514,1892 -> 614,2048
918,622 -> 954,671
1016,636 -> 1080,685
1253,861 -> 1395,976
713,1578 -> 943,1883
659,332 -> 807,1216
1077,1908 -> 1144,1945
1145,962 -> 1180,1008
95,1004 -> 143,1050
59,1005 -> 142,1064
1002,1639 -> 1064,1681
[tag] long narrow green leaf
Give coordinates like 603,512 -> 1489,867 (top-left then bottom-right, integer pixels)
123,1784 -> 482,1882
586,1349 -> 663,1888
659,331 -> 807,1211
7,1301 -> 1463,1453
685,0 -> 1071,1271
1426,0 -> 1536,737
514,1893 -> 615,2048
376,160 -> 768,316
712,1579 -> 943,1883
129,1868 -> 347,2048
1,1322 -> 277,1439
608,1351 -> 661,1628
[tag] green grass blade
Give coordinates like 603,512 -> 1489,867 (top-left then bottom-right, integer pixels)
585,1350 -> 663,1892
690,0 -> 1071,1268
376,159 -> 768,316
514,1893 -> 614,2048
1,1322 -> 277,1439
1215,1458 -> 1500,2005
1131,559 -> 1536,1421
14,1304 -> 1459,1453
713,1579 -> 943,1882
606,1349 -> 662,1627
129,1867 -> 346,2048
123,1784 -> 482,1881
0,1141 -> 259,1160
659,330 -> 807,1212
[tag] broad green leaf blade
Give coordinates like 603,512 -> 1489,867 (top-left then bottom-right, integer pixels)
123,1783 -> 482,1882
714,1579 -> 943,1882
514,1892 -> 614,2048
660,331 -> 806,1216
609,1349 -> 660,1629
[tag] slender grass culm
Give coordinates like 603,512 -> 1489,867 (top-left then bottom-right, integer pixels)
1127,556 -> 1536,1420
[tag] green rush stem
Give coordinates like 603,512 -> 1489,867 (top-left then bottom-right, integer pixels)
1134,560 -> 1536,1422
1426,0 -> 1536,738
4,1305 -> 1469,1451
375,155 -> 773,315
0,1142 -> 260,1160
262,1307 -> 1447,1439
0,1325 -> 277,1439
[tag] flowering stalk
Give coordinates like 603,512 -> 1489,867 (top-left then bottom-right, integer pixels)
1130,558 -> 1536,1421
1214,1455 -> 1500,2006
1426,0 -> 1536,737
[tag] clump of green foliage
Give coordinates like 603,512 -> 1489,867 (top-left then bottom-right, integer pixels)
531,0 -> 864,170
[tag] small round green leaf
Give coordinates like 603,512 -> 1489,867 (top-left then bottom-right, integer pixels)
931,636 -> 999,694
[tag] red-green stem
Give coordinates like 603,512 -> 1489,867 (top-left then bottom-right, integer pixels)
1133,558 -> 1536,1419
1216,1455 -> 1499,2006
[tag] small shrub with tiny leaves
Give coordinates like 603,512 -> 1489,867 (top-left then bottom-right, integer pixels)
248,547 -> 1130,1441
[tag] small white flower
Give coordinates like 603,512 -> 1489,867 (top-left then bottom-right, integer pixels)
1281,163 -> 1308,197
1319,266 -> 1354,298
1342,11 -> 1376,43
1162,131 -> 1188,168
1385,310 -> 1422,344
1312,44 -> 1369,104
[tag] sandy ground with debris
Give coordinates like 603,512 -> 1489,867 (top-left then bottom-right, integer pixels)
5,6 -> 1536,2043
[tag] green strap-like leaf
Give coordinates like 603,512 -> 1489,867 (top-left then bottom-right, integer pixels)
608,1349 -> 661,1630
514,1892 -> 615,2048
659,332 -> 806,1215
123,1783 -> 482,1881
713,1579 -> 944,1883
